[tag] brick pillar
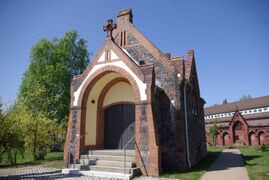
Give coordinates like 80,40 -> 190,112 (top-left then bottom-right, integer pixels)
135,65 -> 161,176
64,107 -> 80,166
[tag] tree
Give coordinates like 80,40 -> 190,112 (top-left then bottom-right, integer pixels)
0,102 -> 27,165
208,121 -> 219,146
240,95 -> 252,101
18,30 -> 89,151
222,98 -> 228,104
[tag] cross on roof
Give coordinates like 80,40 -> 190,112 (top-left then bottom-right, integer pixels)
103,19 -> 116,39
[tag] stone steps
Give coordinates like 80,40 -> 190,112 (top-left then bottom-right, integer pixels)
78,159 -> 135,168
88,149 -> 135,156
90,165 -> 140,174
74,149 -> 140,178
80,154 -> 134,162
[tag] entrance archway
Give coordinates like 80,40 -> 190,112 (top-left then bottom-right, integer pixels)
104,103 -> 135,149
249,132 -> 256,145
91,76 -> 136,149
223,132 -> 230,146
233,121 -> 244,144
258,131 -> 265,145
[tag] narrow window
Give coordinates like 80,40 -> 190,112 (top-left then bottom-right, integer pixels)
120,32 -> 123,47
124,31 -> 126,46
106,50 -> 110,60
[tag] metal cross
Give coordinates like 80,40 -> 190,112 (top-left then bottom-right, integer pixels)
103,19 -> 116,39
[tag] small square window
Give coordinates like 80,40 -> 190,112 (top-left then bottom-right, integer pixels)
258,109 -> 262,112
244,111 -> 247,113
254,109 -> 257,113
264,107 -> 268,111
249,110 -> 252,113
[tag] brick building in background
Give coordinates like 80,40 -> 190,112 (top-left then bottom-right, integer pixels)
64,9 -> 206,176
205,96 -> 269,146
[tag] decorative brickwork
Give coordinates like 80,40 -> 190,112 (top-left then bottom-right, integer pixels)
205,96 -> 269,146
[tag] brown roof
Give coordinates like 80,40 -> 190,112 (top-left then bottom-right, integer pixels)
206,119 -> 269,128
204,95 -> 269,115
205,111 -> 269,124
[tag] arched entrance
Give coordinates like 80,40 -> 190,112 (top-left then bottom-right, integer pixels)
258,131 -> 265,145
223,132 -> 230,146
83,73 -> 136,149
233,121 -> 245,144
104,103 -> 135,149
216,133 -> 221,146
249,132 -> 256,145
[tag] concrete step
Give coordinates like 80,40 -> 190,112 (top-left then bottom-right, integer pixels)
80,154 -> 135,162
88,149 -> 135,156
78,159 -> 134,168
90,165 -> 140,174
74,164 -> 90,171
96,160 -> 135,168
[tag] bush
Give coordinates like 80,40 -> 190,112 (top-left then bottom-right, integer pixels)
259,144 -> 269,152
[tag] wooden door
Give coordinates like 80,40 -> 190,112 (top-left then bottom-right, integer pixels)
104,103 -> 135,149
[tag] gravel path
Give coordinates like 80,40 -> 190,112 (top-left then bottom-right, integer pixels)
201,149 -> 249,180
0,165 -> 91,180
0,165 -> 178,180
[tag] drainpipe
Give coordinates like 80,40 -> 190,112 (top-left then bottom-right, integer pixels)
184,80 -> 191,168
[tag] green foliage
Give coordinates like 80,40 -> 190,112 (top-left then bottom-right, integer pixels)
0,30 -> 89,165
259,144 -> 269,152
24,112 -> 55,160
240,94 -> 252,101
18,30 -> 89,151
239,146 -> 269,180
208,121 -> 219,146
19,30 -> 89,124
0,103 -> 27,165
0,150 -> 63,167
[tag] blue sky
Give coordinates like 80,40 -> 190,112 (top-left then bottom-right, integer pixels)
0,0 -> 268,107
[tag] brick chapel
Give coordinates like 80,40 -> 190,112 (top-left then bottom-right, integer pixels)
64,9 -> 206,176
205,96 -> 269,146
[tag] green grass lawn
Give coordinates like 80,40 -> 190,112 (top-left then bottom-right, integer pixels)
161,146 -> 225,180
239,146 -> 269,180
44,162 -> 64,169
0,150 -> 63,167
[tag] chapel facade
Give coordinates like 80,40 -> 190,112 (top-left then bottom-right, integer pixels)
205,96 -> 269,146
64,9 -> 206,176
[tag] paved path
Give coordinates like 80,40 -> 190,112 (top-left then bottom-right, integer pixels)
201,149 -> 249,180
0,165 -> 91,180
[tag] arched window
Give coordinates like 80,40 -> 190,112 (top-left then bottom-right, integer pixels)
234,121 -> 242,130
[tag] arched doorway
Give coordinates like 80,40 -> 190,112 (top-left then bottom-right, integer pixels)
258,131 -> 265,145
249,132 -> 256,146
233,121 -> 245,144
80,72 -> 137,150
216,133 -> 221,146
104,103 -> 135,149
223,132 -> 230,146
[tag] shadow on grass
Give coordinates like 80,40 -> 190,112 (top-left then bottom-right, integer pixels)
162,151 -> 222,177
206,152 -> 261,172
241,155 -> 261,167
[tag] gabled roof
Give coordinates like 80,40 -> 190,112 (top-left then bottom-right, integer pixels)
205,111 -> 269,123
205,95 -> 269,115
